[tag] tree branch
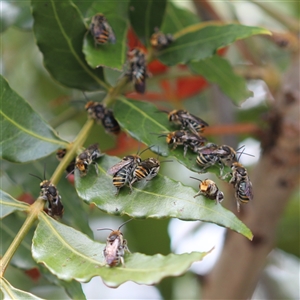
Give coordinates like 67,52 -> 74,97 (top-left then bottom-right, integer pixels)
202,51 -> 300,299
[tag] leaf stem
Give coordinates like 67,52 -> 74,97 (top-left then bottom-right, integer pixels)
0,199 -> 45,277
50,118 -> 94,186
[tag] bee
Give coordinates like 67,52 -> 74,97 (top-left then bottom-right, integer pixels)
75,143 -> 103,177
101,108 -> 121,135
127,48 -> 147,94
130,156 -> 172,185
30,174 -> 64,218
150,29 -> 173,50
229,162 -> 253,212
196,143 -> 220,172
85,101 -> 106,123
97,219 -> 132,267
89,13 -> 116,46
164,110 -> 209,135
107,146 -> 152,195
190,177 -> 224,204
160,130 -> 207,157
213,145 -> 238,166
56,148 -> 76,174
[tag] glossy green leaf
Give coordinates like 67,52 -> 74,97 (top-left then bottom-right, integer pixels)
0,75 -> 68,163
157,24 -> 271,66
129,0 -> 167,46
190,55 -> 253,105
0,1 -> 33,32
0,190 -> 29,219
83,1 -> 129,70
0,213 -> 37,270
113,97 -> 227,176
32,213 -> 211,287
0,278 -> 44,300
31,0 -> 107,91
161,2 -> 200,34
75,154 -> 252,239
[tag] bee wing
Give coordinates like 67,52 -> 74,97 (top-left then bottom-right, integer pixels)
107,159 -> 131,175
107,24 -> 116,44
177,111 -> 209,127
244,181 -> 254,200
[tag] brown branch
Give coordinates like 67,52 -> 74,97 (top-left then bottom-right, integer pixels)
202,52 -> 300,299
203,123 -> 260,137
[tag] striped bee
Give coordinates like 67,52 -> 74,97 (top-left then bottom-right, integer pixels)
101,108 -> 121,135
229,162 -> 253,212
30,174 -> 64,218
160,130 -> 207,156
212,145 -> 238,166
90,13 -> 116,46
131,156 -> 172,185
127,48 -> 147,94
191,177 -> 224,204
165,109 -> 209,135
85,101 -> 106,123
196,143 -> 220,172
150,29 -> 173,50
75,143 -> 103,177
97,219 -> 132,267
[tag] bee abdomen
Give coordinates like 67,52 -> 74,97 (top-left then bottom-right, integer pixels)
134,167 -> 149,180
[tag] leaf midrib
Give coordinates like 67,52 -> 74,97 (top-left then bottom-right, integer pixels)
0,110 -> 66,146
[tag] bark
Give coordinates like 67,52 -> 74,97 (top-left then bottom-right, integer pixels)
202,52 -> 300,299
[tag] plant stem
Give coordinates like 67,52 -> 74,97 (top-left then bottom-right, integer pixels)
50,118 -> 94,186
0,199 -> 44,277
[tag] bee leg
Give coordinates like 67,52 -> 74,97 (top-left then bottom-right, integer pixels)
93,162 -> 99,175
183,145 -> 188,157
236,200 -> 241,213
193,191 -> 203,198
115,188 -> 120,196
120,257 -> 126,267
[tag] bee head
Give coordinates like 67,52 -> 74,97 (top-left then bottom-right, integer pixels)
76,161 -> 86,172
168,110 -> 178,122
166,132 -> 175,144
40,180 -> 51,189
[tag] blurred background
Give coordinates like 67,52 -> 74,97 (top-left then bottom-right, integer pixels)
1,0 -> 299,299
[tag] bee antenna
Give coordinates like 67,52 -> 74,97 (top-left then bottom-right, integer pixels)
43,163 -> 46,181
190,176 -> 202,183
156,109 -> 169,114
237,147 -> 245,162
160,160 -> 173,163
236,145 -> 245,152
139,145 -> 154,156
157,133 -> 168,138
118,218 -> 134,230
82,91 -> 89,103
97,227 -> 113,232
236,151 -> 255,158
65,169 -> 75,178
29,173 -> 43,182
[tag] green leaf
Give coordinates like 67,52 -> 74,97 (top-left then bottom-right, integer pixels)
31,0 -> 108,91
157,24 -> 271,66
0,278 -> 44,300
189,55 -> 253,105
0,75 -> 68,163
0,213 -> 37,270
75,154 -> 252,239
161,2 -> 200,34
113,97 -> 226,176
83,1 -> 129,70
32,213 -> 211,287
0,190 -> 29,219
0,1 -> 33,33
129,0 -> 167,46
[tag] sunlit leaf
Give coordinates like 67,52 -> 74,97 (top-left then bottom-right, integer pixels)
0,213 -> 37,270
32,213 -> 212,287
128,0 -> 167,46
75,154 -> 252,239
157,24 -> 271,66
0,75 -> 68,163
0,190 -> 29,219
161,2 -> 200,34
0,278 -> 43,300
83,1 -> 129,70
31,0 -> 107,90
189,55 -> 253,105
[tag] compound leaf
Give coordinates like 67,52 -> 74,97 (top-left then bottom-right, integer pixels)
32,213 -> 212,287
0,75 -> 67,163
